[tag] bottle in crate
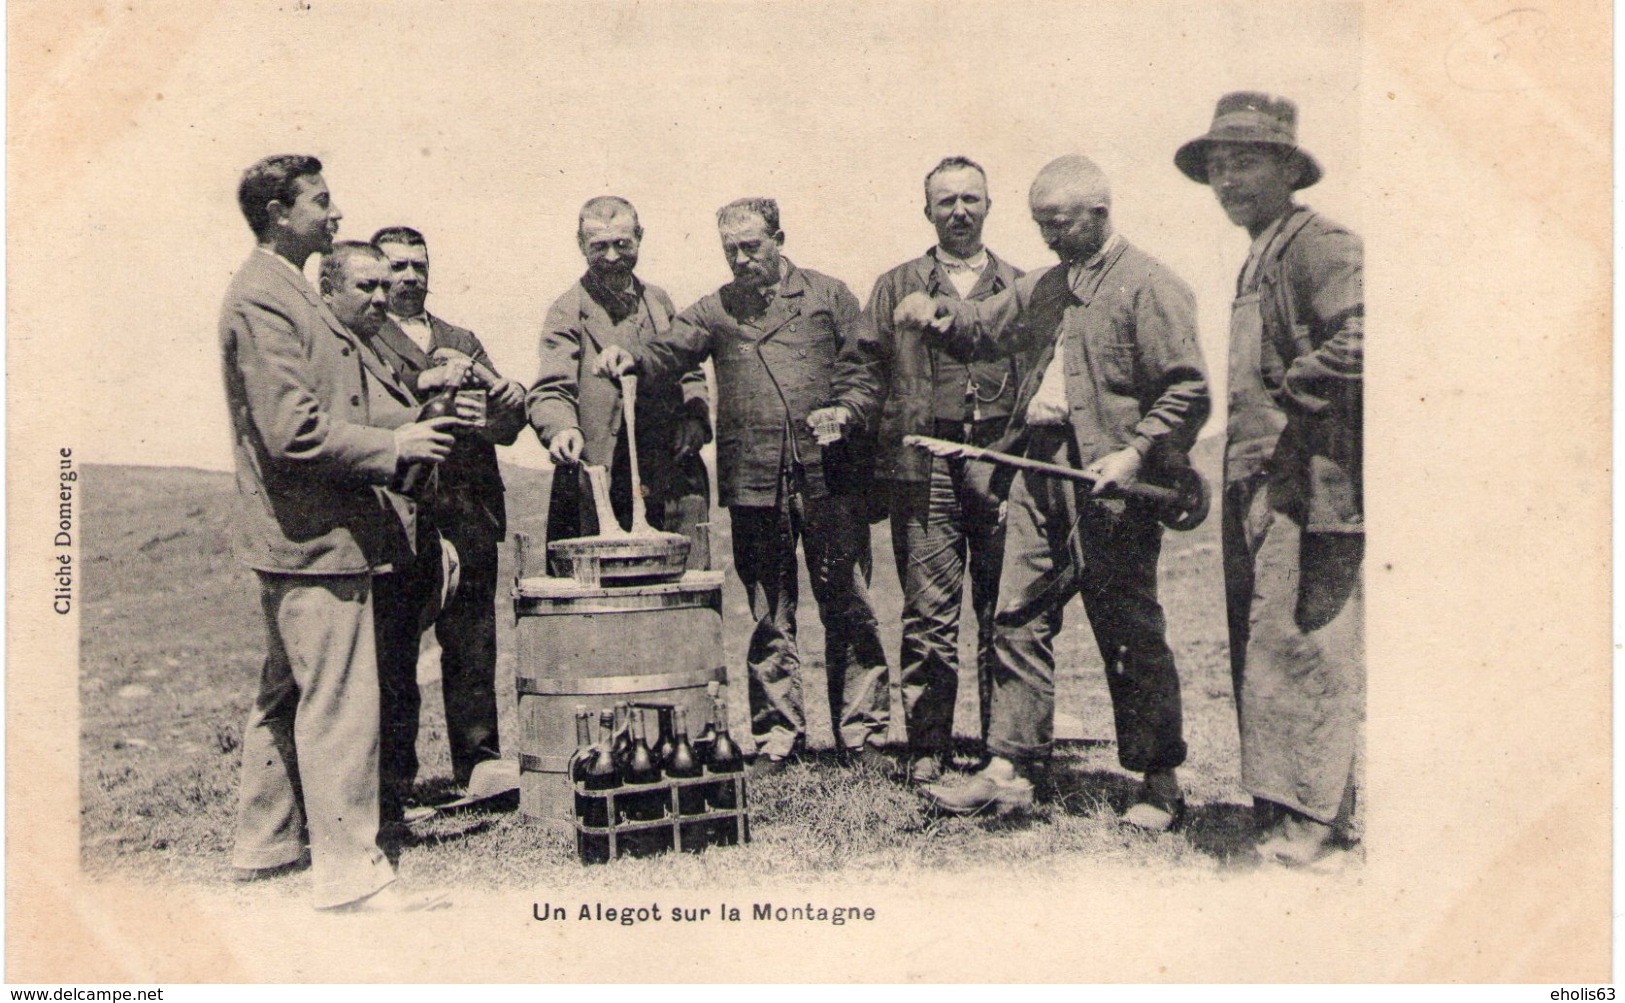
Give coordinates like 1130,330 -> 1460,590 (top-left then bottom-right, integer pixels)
693,681 -> 721,759
647,703 -> 675,769
570,708 -> 593,850
579,709 -> 620,864
622,709 -> 672,857
705,698 -> 744,846
668,706 -> 706,816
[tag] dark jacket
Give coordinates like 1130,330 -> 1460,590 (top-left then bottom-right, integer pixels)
527,277 -> 710,507
372,313 -> 525,541
219,251 -> 405,574
831,247 -> 1037,482
639,261 -> 867,507
1255,206 -> 1363,535
936,238 -> 1210,470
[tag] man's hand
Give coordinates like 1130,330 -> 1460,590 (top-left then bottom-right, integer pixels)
394,416 -> 460,465
1282,357 -> 1333,413
593,345 -> 637,380
807,405 -> 853,446
893,291 -> 949,332
674,408 -> 710,460
549,428 -> 585,465
418,357 -> 474,391
489,377 -> 527,410
1084,445 -> 1143,496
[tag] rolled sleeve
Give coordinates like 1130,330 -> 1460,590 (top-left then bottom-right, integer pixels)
1283,229 -> 1363,410
1129,270 -> 1210,452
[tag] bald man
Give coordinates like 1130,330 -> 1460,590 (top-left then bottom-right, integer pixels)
896,155 -> 1209,828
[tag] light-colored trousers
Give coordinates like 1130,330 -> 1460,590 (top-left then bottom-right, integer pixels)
1229,479 -> 1365,824
233,572 -> 395,909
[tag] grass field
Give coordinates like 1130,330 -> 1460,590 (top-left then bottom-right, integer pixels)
80,439 -> 1313,900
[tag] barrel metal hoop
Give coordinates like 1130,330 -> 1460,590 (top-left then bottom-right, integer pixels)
515,665 -> 726,697
512,591 -> 722,616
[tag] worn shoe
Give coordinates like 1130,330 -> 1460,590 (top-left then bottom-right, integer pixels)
909,754 -> 943,784
231,854 -> 310,883
921,770 -> 1034,816
1257,813 -> 1336,867
329,884 -> 452,914
849,744 -> 900,778
1120,799 -> 1187,832
1120,769 -> 1185,832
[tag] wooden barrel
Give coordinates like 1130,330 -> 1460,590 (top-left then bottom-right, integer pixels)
512,570 -> 726,828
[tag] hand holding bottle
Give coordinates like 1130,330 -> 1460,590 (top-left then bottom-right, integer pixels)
394,416 -> 460,465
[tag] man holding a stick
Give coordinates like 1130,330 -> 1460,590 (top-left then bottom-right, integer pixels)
529,197 -> 712,553
894,155 -> 1209,828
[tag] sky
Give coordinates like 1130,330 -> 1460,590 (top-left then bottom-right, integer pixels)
12,0 -> 1361,471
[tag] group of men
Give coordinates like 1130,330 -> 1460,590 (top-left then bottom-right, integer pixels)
221,158 -> 527,911
218,89 -> 1363,910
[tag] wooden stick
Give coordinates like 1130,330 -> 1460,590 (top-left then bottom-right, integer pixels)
584,464 -> 628,537
619,373 -> 654,534
902,434 -> 1180,505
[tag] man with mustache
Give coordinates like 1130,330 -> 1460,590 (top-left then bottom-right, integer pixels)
528,197 -> 711,555
595,198 -> 892,775
221,157 -> 455,911
815,156 -> 1037,783
319,241 -> 442,833
894,155 -> 1209,828
367,226 -> 527,812
1176,93 -> 1363,866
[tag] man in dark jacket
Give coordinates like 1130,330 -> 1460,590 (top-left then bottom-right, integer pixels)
896,156 -> 1210,829
819,156 -> 1037,783
1176,92 -> 1363,866
596,198 -> 891,774
368,226 -> 528,804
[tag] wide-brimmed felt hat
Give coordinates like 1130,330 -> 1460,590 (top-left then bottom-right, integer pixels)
1175,91 -> 1322,189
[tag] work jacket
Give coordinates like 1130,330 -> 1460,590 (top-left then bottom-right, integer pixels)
832,247 -> 1038,482
1253,206 -> 1363,535
639,261 -> 869,508
935,238 -> 1210,473
219,251 -> 405,574
528,276 -> 710,506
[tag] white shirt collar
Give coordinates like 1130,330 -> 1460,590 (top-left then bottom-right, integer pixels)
935,245 -> 989,273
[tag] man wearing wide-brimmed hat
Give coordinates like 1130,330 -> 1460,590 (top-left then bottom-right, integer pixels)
1177,92 -> 1364,867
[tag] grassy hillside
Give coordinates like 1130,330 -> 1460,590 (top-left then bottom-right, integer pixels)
80,438 -> 1279,891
